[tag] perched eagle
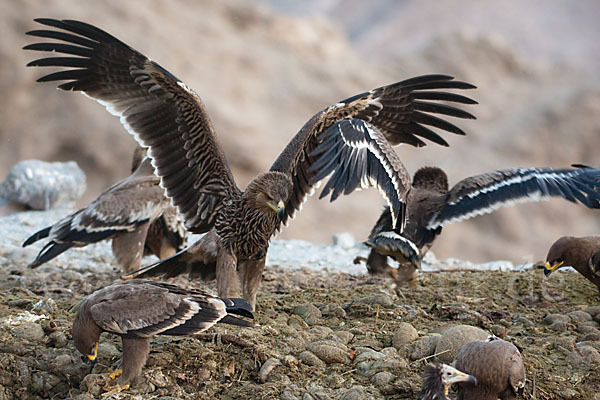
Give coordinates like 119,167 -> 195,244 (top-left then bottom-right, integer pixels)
23,150 -> 186,272
25,18 -> 476,308
417,363 -> 477,400
452,338 -> 525,400
357,166 -> 600,285
72,280 -> 254,393
543,235 -> 600,293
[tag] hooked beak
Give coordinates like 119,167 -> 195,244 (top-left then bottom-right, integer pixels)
544,260 -> 564,277
88,342 -> 98,361
268,200 -> 286,220
446,369 -> 477,386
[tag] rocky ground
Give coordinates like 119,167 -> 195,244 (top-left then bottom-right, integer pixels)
0,211 -> 600,399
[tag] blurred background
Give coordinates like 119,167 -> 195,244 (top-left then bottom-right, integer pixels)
2,0 -> 599,263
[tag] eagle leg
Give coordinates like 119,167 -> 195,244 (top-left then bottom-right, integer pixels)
238,258 -> 266,311
216,248 -> 241,299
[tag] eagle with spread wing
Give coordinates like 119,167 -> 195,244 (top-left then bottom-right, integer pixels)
25,18 -> 476,308
357,166 -> 600,285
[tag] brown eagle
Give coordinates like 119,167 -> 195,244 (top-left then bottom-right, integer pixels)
72,280 -> 254,393
358,165 -> 600,285
25,18 -> 476,308
23,150 -> 186,272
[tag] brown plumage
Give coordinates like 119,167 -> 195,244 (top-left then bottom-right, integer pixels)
417,363 -> 477,400
72,279 -> 254,391
543,235 -> 600,293
452,338 -> 525,400
358,166 -> 600,285
25,18 -> 477,309
131,146 -> 187,260
23,156 -> 179,272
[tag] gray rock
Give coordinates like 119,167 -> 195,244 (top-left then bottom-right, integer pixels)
259,358 -> 282,383
338,386 -> 367,400
434,325 -> 489,363
542,314 -> 569,325
548,321 -> 568,332
568,311 -> 592,322
302,385 -> 331,400
80,374 -> 105,397
293,304 -> 322,326
584,306 -> 600,318
356,294 -> 393,307
514,316 -> 535,327
371,371 -> 394,386
410,335 -> 440,361
309,326 -> 333,339
0,160 -> 86,210
333,330 -> 354,344
392,322 -> 418,348
282,355 -> 298,368
48,331 -> 68,348
298,351 -> 326,368
98,342 -> 121,359
281,384 -> 302,400
569,345 -> 600,364
582,332 -> 600,342
553,336 -> 576,352
11,322 -> 45,342
31,371 -> 61,394
306,340 -> 351,364
576,326 -> 600,335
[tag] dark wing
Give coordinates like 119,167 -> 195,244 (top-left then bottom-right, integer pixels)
428,167 -> 600,229
24,18 -> 239,234
88,280 -> 234,337
270,75 -> 476,230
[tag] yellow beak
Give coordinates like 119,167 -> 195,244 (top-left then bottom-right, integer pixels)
544,260 -> 564,276
88,342 -> 98,361
267,200 -> 286,219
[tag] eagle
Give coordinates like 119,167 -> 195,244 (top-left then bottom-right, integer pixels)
543,235 -> 600,294
452,337 -> 525,400
23,148 -> 186,272
72,279 -> 254,393
357,166 -> 600,285
25,18 -> 476,308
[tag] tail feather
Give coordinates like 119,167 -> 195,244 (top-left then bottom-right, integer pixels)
121,249 -> 216,280
218,314 -> 255,328
29,241 -> 75,268
23,226 -> 52,247
223,298 -> 254,319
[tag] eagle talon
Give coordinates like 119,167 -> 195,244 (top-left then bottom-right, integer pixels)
101,383 -> 130,396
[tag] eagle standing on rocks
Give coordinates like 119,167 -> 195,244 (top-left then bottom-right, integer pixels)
357,166 -> 600,285
23,150 -> 185,272
543,235 -> 600,293
417,363 -> 477,400
72,279 -> 254,393
452,338 -> 526,400
25,18 -> 476,309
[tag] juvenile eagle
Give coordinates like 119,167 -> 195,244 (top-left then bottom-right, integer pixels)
25,18 -> 476,308
357,166 -> 600,285
72,280 -> 254,393
543,235 -> 600,294
23,151 -> 185,272
417,363 -> 477,400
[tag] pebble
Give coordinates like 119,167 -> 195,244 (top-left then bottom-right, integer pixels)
581,320 -> 600,328
434,325 -> 489,363
281,384 -> 302,400
287,315 -> 309,330
371,371 -> 394,386
309,326 -> 333,339
98,342 -> 121,359
331,307 -> 346,319
258,358 -> 281,383
584,306 -> 600,317
338,386 -> 367,400
547,321 -> 568,332
282,355 -> 298,368
11,322 -> 45,342
542,314 -> 569,325
297,351 -> 326,368
569,346 -> 600,365
306,340 -> 351,364
582,332 -> 600,342
490,324 -> 506,338
31,371 -> 61,394
568,311 -> 592,322
576,326 -> 600,335
514,316 -> 535,327
0,159 -> 86,210
410,335 -> 439,361
293,305 -> 322,326
48,331 -> 68,348
324,373 -> 344,389
392,322 -> 418,348
553,336 -> 576,352
333,330 -> 354,344
302,386 -> 331,400
146,369 -> 169,388
356,294 -> 393,307
197,368 -> 211,380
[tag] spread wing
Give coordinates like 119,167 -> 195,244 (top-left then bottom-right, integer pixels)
88,280 -> 235,337
270,75 -> 476,230
24,18 -> 239,234
428,167 -> 600,229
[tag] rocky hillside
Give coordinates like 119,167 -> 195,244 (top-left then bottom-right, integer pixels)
2,0 -> 600,263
